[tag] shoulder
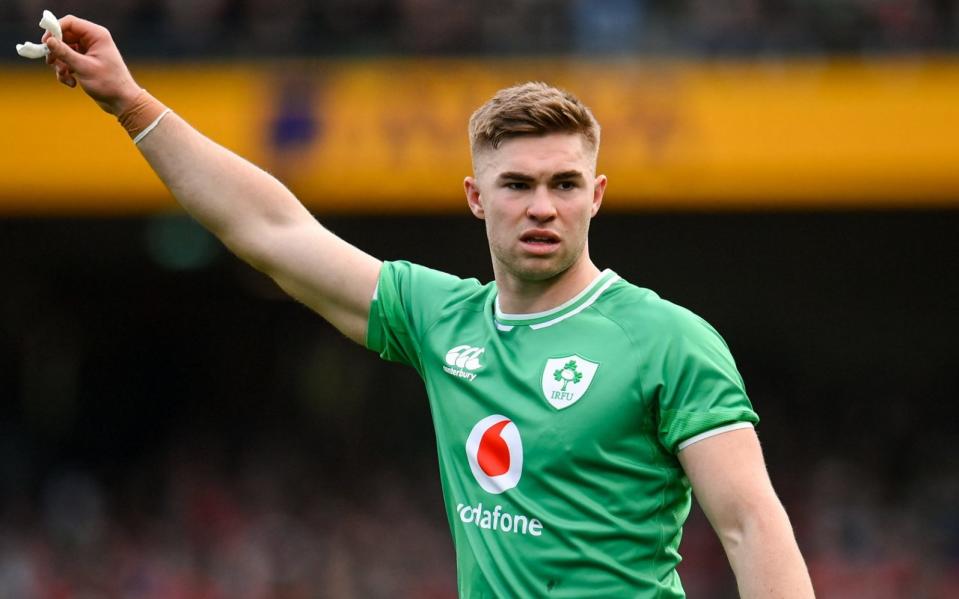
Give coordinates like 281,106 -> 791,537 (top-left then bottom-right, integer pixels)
379,260 -> 491,313
598,277 -> 720,344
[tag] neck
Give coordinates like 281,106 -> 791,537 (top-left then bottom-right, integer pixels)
495,257 -> 602,315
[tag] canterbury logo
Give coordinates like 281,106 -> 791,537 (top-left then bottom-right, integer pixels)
446,345 -> 484,370
443,344 -> 485,381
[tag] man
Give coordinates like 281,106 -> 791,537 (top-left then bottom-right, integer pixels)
40,15 -> 815,598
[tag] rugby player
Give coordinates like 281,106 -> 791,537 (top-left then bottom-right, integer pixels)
40,15 -> 815,598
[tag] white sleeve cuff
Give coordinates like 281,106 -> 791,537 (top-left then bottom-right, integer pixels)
677,422 -> 754,452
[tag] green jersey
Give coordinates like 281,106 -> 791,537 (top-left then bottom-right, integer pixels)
367,261 -> 758,598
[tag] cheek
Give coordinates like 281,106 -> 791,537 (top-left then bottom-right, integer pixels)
564,206 -> 595,246
484,215 -> 505,246
485,205 -> 514,232
563,202 -> 593,226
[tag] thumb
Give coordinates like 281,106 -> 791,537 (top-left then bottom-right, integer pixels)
46,37 -> 89,72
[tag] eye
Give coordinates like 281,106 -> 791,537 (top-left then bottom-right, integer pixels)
505,181 -> 529,190
556,181 -> 578,191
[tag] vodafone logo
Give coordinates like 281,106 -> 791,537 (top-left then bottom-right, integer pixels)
465,415 -> 523,494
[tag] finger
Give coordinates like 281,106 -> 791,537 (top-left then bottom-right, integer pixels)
57,15 -> 110,50
45,37 -> 91,73
59,75 -> 77,88
46,56 -> 70,71
54,61 -> 76,86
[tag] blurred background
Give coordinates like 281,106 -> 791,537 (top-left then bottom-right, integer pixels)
1,1 -> 958,597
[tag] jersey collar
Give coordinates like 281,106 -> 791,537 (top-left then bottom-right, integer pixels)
494,269 -> 620,330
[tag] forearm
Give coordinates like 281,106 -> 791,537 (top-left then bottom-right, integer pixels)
41,21 -> 312,269
135,107 -> 312,267
720,504 -> 815,599
40,14 -> 381,343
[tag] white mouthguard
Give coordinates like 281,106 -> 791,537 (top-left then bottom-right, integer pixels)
16,10 -> 62,59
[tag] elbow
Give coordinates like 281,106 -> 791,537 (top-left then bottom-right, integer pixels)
715,497 -> 793,556
716,520 -> 747,554
217,227 -> 273,274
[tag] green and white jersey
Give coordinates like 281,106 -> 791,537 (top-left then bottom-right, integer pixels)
367,261 -> 759,598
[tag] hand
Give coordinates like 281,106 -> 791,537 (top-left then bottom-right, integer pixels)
43,15 -> 142,116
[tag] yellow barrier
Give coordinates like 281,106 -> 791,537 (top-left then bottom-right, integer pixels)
2,59 -> 958,214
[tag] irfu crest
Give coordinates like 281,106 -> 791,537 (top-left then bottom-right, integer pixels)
541,355 -> 599,410
553,360 -> 583,391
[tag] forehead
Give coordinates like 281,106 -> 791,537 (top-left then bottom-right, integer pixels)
476,133 -> 593,177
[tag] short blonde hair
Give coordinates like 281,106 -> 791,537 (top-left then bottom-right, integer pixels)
468,82 -> 601,159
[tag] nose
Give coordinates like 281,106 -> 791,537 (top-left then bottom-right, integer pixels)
526,185 -> 557,222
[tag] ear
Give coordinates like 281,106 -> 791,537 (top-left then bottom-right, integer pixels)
464,176 -> 485,219
591,174 -> 607,217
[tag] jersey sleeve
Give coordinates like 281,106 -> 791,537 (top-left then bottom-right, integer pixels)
366,260 -> 477,375
642,304 -> 759,454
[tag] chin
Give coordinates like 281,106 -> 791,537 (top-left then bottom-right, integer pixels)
508,256 -> 574,282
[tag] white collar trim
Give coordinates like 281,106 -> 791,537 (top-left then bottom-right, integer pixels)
494,269 -> 618,329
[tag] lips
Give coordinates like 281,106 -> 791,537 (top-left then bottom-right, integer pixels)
519,229 -> 560,244
519,229 -> 560,254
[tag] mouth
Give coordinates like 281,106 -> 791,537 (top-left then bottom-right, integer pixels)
519,230 -> 560,254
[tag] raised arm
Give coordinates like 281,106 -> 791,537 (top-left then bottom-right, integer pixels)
678,428 -> 816,598
43,16 -> 381,345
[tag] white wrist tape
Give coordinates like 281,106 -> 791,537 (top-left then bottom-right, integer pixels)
16,10 -> 62,59
133,108 -> 172,145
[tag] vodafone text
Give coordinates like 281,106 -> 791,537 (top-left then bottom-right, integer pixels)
456,501 -> 543,537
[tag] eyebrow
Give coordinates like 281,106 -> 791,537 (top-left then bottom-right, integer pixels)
497,171 -> 536,182
496,170 -> 585,182
551,170 -> 586,181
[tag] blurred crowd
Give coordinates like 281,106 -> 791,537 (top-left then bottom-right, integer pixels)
1,0 -> 957,58
0,437 -> 458,598
0,439 -> 957,598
